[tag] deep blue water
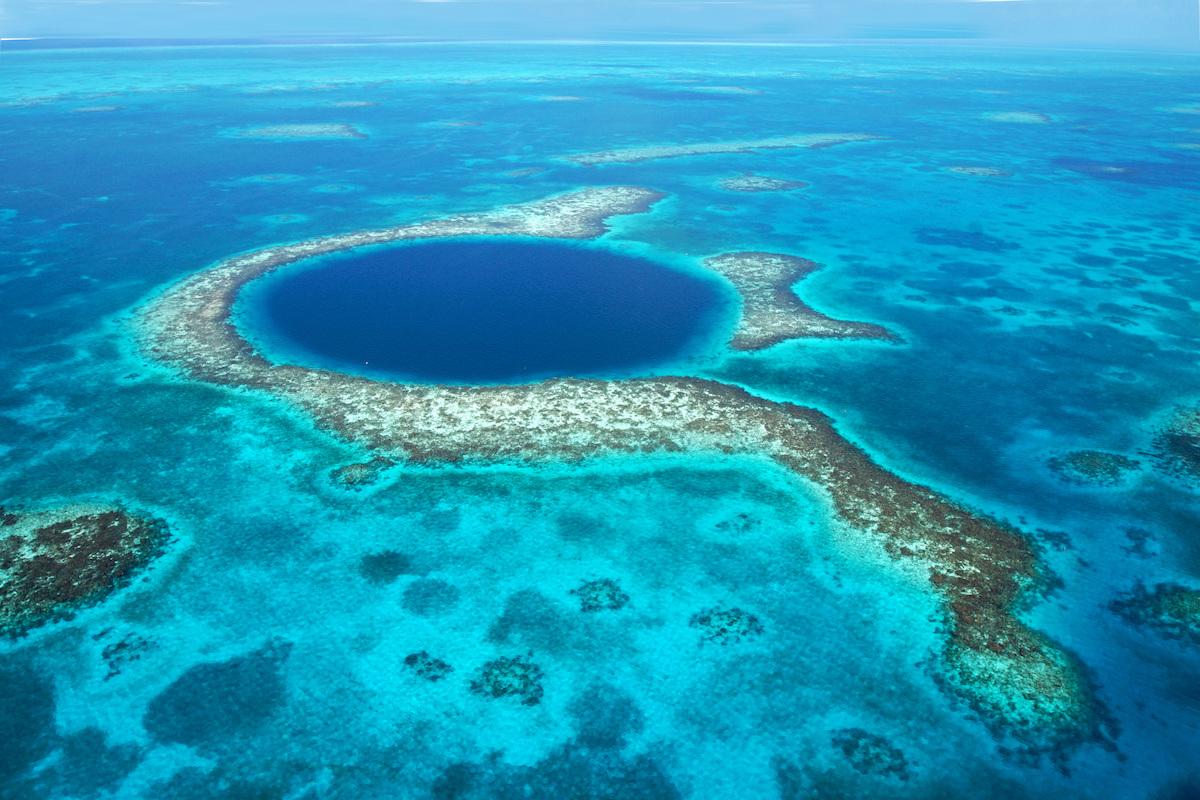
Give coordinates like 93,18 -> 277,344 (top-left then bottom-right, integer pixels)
246,240 -> 723,383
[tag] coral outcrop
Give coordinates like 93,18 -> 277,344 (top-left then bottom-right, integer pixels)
0,504 -> 169,637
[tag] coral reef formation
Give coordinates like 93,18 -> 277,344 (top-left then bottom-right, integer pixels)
470,656 -> 545,705
703,252 -> 895,350
689,607 -> 763,645
718,173 -> 808,192
1110,583 -> 1200,646
1047,451 -> 1141,486
561,134 -> 882,165
404,651 -> 454,682
831,728 -> 910,780
237,124 -> 367,139
1152,406 -> 1200,484
133,186 -> 1102,750
330,456 -> 395,488
571,578 -> 630,612
0,504 -> 169,637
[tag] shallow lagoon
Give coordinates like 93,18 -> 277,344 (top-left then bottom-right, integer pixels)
1,41 -> 1199,800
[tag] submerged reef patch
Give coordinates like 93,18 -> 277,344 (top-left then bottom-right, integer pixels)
1047,451 -> 1141,486
404,651 -> 454,682
689,606 -> 763,645
718,173 -> 808,193
1110,583 -> 1200,646
0,504 -> 169,638
561,133 -> 882,165
133,186 -> 1104,751
470,656 -> 545,705
571,578 -> 630,612
1152,406 -> 1200,485
331,456 -> 395,489
831,728 -> 910,780
236,124 -> 367,139
358,550 -> 411,585
703,252 -> 895,350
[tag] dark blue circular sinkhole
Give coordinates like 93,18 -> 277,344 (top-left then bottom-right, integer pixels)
242,239 -> 724,384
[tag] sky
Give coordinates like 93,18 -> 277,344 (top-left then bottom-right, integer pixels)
0,0 -> 1197,49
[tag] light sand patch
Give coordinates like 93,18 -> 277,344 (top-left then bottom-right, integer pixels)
237,124 -> 367,139
704,252 -> 895,350
945,166 -> 1012,177
984,111 -> 1051,124
562,133 -> 883,166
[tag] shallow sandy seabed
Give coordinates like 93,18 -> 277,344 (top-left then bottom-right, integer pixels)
945,166 -> 1012,177
133,186 -> 1106,755
718,173 -> 809,193
236,123 -> 367,139
561,133 -> 883,165
984,111 -> 1052,124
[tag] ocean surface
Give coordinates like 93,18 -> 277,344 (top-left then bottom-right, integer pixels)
238,240 -> 726,383
1,41 -> 1199,799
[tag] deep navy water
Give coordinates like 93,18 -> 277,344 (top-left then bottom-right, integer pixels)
1,41 -> 1200,800
244,240 -> 724,383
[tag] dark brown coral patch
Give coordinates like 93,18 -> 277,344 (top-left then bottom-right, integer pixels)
330,456 -> 395,488
470,656 -> 545,706
1152,406 -> 1200,485
0,504 -> 170,637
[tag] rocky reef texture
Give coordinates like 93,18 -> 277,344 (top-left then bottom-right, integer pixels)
133,186 -> 1101,751
571,578 -> 630,612
237,124 -> 367,139
1047,451 -> 1141,486
718,173 -> 808,193
1110,583 -> 1200,646
404,651 -> 454,682
470,656 -> 545,705
0,504 -> 169,637
689,607 -> 763,645
1152,406 -> 1200,484
330,456 -> 395,489
703,252 -> 895,350
562,133 -> 882,166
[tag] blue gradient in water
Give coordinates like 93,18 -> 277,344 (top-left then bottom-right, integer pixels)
2,42 -> 1200,800
248,240 -> 723,383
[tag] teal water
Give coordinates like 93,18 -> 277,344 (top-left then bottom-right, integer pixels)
2,42 -> 1199,799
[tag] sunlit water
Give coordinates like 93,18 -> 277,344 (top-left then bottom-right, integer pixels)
1,42 -> 1198,800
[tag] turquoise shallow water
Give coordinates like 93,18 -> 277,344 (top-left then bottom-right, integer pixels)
2,42 -> 1199,799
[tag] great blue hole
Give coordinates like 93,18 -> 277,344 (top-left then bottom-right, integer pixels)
239,239 -> 725,384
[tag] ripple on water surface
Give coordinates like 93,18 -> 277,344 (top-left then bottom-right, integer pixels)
238,239 -> 726,384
